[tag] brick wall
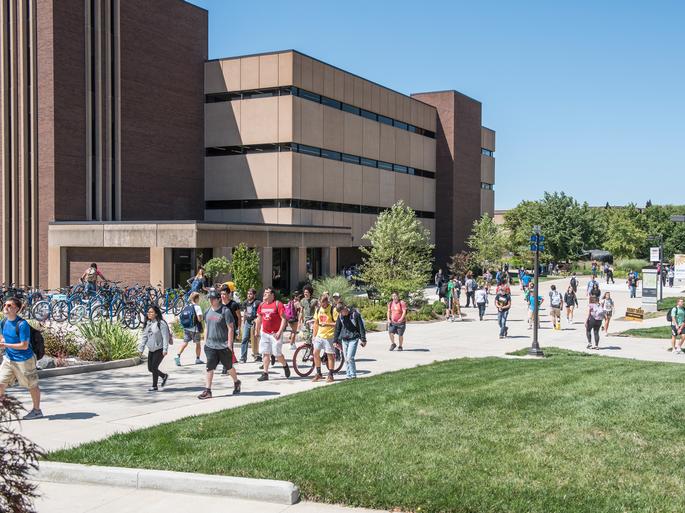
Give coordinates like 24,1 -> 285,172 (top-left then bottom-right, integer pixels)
67,247 -> 150,286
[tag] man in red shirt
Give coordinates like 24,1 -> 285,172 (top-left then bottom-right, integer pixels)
255,288 -> 290,382
387,291 -> 408,351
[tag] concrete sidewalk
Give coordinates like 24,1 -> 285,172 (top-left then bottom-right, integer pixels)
8,275 -> 685,512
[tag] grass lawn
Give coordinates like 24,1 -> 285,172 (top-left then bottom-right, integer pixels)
48,349 -> 685,513
619,326 -> 672,339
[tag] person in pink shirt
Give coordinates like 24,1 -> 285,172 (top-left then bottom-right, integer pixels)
387,291 -> 407,351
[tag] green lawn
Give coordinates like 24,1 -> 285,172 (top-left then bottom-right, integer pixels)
619,326 -> 672,339
48,349 -> 685,513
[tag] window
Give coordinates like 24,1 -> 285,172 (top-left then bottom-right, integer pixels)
407,125 -> 417,133
299,90 -> 321,102
342,103 -> 360,115
378,161 -> 393,171
394,120 -> 408,130
394,164 -> 408,173
298,144 -> 320,156
321,149 -> 341,160
378,115 -> 393,126
481,148 -> 494,157
322,96 -> 341,109
360,109 -> 377,121
342,153 -> 360,164
481,182 -> 494,190
360,157 -> 378,168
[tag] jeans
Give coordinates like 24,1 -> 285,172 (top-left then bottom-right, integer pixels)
466,291 -> 475,307
630,285 -> 636,298
85,282 -> 96,295
586,318 -> 602,345
240,320 -> 254,361
342,338 -> 359,378
498,309 -> 509,337
147,349 -> 167,388
477,302 -> 486,320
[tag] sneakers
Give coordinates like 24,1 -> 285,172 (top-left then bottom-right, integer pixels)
148,387 -> 159,392
198,389 -> 212,400
254,355 -> 263,362
160,374 -> 169,388
283,364 -> 291,378
195,358 -> 204,365
233,379 -> 242,395
389,342 -> 397,351
257,372 -> 269,382
174,355 -> 181,366
675,348 -> 683,354
326,374 -> 334,383
239,358 -> 247,364
586,344 -> 592,349
221,368 -> 229,375
311,374 -> 323,382
23,409 -> 43,420
397,346 -> 403,352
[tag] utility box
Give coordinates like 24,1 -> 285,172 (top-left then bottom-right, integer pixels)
642,268 -> 658,312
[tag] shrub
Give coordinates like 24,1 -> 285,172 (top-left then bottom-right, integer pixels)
360,303 -> 387,322
77,342 -> 98,362
77,322 -> 139,362
313,275 -> 355,304
0,395 -> 43,513
614,259 -> 650,272
170,320 -> 184,339
432,301 -> 446,315
42,325 -> 80,358
406,304 -> 437,322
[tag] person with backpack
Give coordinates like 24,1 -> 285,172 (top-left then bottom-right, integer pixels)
668,266 -> 675,288
586,275 -> 599,298
174,291 -> 204,366
255,287 -> 291,382
548,284 -> 563,329
627,271 -> 638,299
475,283 -> 488,321
0,297 -> 43,419
464,272 -> 477,307
284,293 -> 301,350
387,291 -> 408,351
434,269 -> 445,295
311,293 -> 339,382
495,287 -> 511,339
601,291 -> 615,334
668,298 -> 685,353
570,273 -> 579,294
138,305 -> 171,391
81,262 -> 108,296
219,284 -> 241,374
564,286 -> 578,322
333,302 -> 367,379
585,296 -> 605,350
240,288 -> 261,363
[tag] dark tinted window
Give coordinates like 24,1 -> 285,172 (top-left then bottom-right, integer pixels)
360,157 -> 378,168
342,103 -> 360,115
360,109 -> 377,121
299,90 -> 321,102
342,153 -> 361,164
322,96 -> 341,109
394,120 -> 408,130
321,149 -> 341,160
298,144 -> 321,156
394,164 -> 408,173
378,115 -> 393,126
378,161 -> 393,171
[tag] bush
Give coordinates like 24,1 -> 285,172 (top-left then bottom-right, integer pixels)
313,275 -> 355,304
614,259 -> 650,272
170,320 -> 184,339
432,301 -> 446,315
1,395 -> 43,513
360,303 -> 387,322
77,342 -> 98,362
42,325 -> 80,358
77,322 -> 139,362
406,304 -> 437,322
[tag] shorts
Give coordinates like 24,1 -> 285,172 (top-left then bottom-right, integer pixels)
183,329 -> 201,343
313,337 -> 335,355
0,356 -> 39,388
259,332 -> 283,357
205,347 -> 232,372
388,323 -> 406,336
551,306 -> 561,315
672,325 -> 682,337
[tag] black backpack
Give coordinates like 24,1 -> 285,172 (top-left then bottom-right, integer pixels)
667,307 -> 681,323
1,318 -> 45,360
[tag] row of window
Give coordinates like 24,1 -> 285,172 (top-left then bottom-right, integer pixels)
205,198 -> 435,219
205,86 -> 437,139
206,143 -> 436,179
481,148 -> 494,157
481,182 -> 494,190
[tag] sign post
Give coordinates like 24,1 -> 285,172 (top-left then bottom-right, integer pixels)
529,226 -> 544,357
641,268 -> 658,312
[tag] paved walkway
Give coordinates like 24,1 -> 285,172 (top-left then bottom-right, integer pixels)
11,275 -> 685,512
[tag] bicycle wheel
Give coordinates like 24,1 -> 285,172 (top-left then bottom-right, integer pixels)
52,300 -> 68,323
331,347 -> 345,373
120,305 -> 141,329
31,300 -> 51,322
292,344 -> 315,377
68,304 -> 86,325
90,304 -> 108,322
171,296 -> 185,316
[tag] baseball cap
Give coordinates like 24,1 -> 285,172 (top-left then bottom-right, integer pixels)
208,290 -> 219,300
332,292 -> 341,298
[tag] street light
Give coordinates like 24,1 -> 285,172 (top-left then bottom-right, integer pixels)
529,226 -> 544,357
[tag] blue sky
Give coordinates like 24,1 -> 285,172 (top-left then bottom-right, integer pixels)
189,0 -> 684,209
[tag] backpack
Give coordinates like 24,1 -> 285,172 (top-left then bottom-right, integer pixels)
667,306 -> 682,323
1,318 -> 45,360
439,282 -> 448,297
179,303 -> 198,329
570,276 -> 577,288
86,267 -> 97,283
550,291 -> 562,307
285,300 -> 298,322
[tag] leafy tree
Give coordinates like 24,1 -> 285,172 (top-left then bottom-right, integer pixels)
228,244 -> 261,300
603,205 -> 647,258
312,275 -> 354,304
1,395 -> 43,513
203,256 -> 231,284
360,200 -> 434,301
447,251 -> 476,278
467,213 -> 506,270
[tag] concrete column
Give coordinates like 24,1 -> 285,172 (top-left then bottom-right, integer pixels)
260,246 -> 273,289
149,247 -> 172,288
289,247 -> 308,289
322,247 -> 338,276
47,246 -> 68,289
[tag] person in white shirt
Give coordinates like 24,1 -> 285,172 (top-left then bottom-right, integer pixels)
475,284 -> 488,321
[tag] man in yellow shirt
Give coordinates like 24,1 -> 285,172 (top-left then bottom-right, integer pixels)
312,293 -> 338,383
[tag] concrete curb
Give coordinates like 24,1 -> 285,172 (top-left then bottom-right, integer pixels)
37,357 -> 142,379
34,461 -> 300,505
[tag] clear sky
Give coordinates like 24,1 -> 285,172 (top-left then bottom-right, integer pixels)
189,0 -> 684,209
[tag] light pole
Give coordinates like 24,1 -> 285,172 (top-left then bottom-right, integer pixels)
529,226 -> 544,357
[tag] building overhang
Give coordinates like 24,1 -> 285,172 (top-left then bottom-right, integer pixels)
48,221 -> 353,249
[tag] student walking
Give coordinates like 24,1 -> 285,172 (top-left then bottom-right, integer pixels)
668,298 -> 685,353
495,288 -> 511,339
333,303 -> 367,379
600,292 -> 615,333
387,291 -> 407,351
585,296 -> 605,350
464,272 -> 477,307
564,286 -> 578,322
0,297 -> 43,419
434,269 -> 445,295
284,293 -> 301,350
198,291 -> 242,399
627,271 -> 638,298
475,284 -> 488,320
219,285 -> 241,374
311,293 -> 338,382
606,265 -> 615,284
570,273 -> 579,294
239,288 -> 260,363
548,284 -> 563,329
175,292 -> 204,366
255,288 -> 291,382
138,305 -> 171,392
668,266 -> 675,287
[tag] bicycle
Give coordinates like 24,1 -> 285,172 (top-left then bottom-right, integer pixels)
292,321 -> 345,376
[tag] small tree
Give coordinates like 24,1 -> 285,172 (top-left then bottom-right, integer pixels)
229,243 -> 262,300
360,201 -> 434,301
467,213 -> 506,271
312,275 -> 354,304
447,251 -> 475,278
1,395 -> 44,513
203,256 -> 231,285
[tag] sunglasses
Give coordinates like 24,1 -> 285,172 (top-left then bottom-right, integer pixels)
3,303 -> 17,308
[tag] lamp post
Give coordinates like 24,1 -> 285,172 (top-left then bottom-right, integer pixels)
529,226 -> 544,357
